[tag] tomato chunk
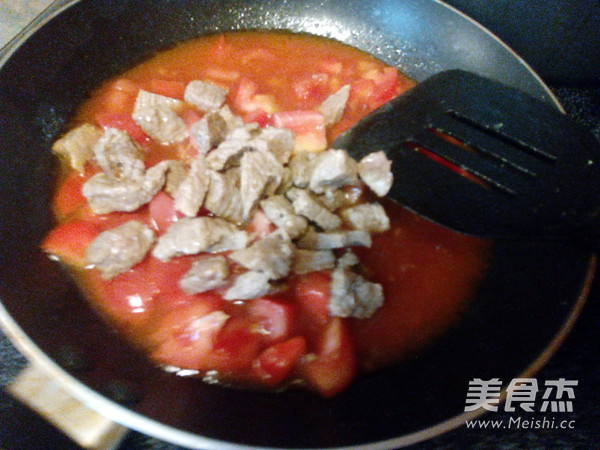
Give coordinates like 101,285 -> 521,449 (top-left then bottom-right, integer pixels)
148,191 -> 184,233
292,271 -> 332,327
300,318 -> 357,397
52,171 -> 92,219
96,112 -> 150,144
252,336 -> 307,386
41,219 -> 100,267
248,298 -> 298,344
270,110 -> 327,152
146,79 -> 186,99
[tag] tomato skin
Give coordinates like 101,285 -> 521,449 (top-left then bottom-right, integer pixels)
299,318 -> 357,398
252,336 -> 307,386
292,73 -> 330,107
208,317 -> 262,372
41,219 -> 100,267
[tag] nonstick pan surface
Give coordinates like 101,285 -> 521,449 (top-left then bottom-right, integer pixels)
0,0 -> 593,448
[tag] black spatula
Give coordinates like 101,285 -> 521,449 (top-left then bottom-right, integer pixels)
334,70 -> 600,245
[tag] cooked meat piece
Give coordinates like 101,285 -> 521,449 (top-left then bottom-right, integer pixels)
179,255 -> 230,294
289,151 -> 317,188
292,249 -> 335,274
228,232 -> 294,280
329,265 -> 384,319
316,189 -> 346,211
52,123 -> 102,173
174,156 -> 210,217
309,149 -> 358,194
163,160 -> 188,196
337,249 -> 360,268
218,105 -> 245,131
240,150 -> 285,220
153,217 -> 248,261
297,228 -> 371,250
184,80 -> 228,111
318,84 -> 350,126
83,159 -> 173,214
286,188 -> 341,231
258,127 -> 295,164
83,173 -> 154,214
223,270 -> 271,301
341,203 -> 390,232
204,168 -> 244,223
358,151 -> 393,197
86,220 -> 155,279
93,128 -> 145,181
132,90 -> 188,144
189,110 -> 228,154
206,139 -> 252,171
143,159 -> 179,194
259,195 -> 308,239
227,122 -> 262,142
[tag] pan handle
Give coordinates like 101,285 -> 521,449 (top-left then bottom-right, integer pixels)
6,364 -> 128,450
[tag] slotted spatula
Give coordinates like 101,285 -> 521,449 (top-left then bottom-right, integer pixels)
334,70 -> 600,245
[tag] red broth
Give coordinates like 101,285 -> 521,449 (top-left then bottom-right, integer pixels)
43,31 -> 490,397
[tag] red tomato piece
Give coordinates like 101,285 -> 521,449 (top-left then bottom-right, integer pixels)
292,271 -> 332,327
365,67 -> 400,107
96,112 -> 150,144
208,317 -> 262,372
97,78 -> 139,116
146,79 -> 186,99
151,304 -> 230,370
148,191 -> 184,233
52,171 -> 92,219
252,336 -> 307,386
292,73 -> 330,107
300,318 -> 357,397
270,110 -> 327,152
243,108 -> 270,127
231,76 -> 259,110
246,209 -> 275,238
348,78 -> 376,114
41,219 -> 100,268
248,298 -> 298,344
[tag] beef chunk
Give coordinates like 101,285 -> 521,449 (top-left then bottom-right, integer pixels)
52,123 -> 102,173
223,271 -> 271,301
179,255 -> 230,294
240,150 -> 285,220
289,151 -> 317,188
86,220 -> 155,279
184,80 -> 228,111
83,173 -> 154,214
206,138 -> 253,171
316,189 -> 346,211
174,156 -> 210,217
297,228 -> 371,250
132,90 -> 188,144
189,110 -> 228,154
83,159 -> 173,214
153,217 -> 248,261
228,232 -> 294,280
309,149 -> 358,194
258,127 -> 295,164
162,160 -> 188,196
93,128 -> 145,181
218,105 -> 245,131
341,203 -> 390,232
358,151 -> 393,197
204,168 -> 244,224
292,249 -> 335,274
259,195 -> 308,239
318,84 -> 350,126
286,188 -> 341,231
329,258 -> 384,319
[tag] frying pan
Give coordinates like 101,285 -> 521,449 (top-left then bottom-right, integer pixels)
0,0 -> 594,448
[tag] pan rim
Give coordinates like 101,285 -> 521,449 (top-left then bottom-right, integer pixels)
0,0 -> 592,448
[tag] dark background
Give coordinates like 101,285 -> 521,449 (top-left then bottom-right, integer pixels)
1,1 -> 599,448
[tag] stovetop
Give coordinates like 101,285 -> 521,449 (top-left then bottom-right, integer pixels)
1,1 -> 599,449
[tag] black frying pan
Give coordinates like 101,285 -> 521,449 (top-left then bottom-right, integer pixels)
0,0 -> 594,448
